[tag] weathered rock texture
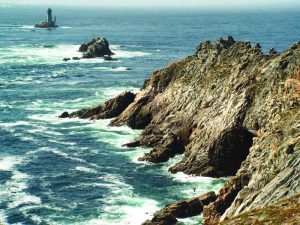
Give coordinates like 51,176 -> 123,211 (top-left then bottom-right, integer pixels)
220,193 -> 300,225
143,192 -> 216,225
79,37 -> 114,58
64,36 -> 300,224
59,92 -> 136,119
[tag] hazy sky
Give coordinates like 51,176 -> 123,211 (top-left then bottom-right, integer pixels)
1,0 -> 300,9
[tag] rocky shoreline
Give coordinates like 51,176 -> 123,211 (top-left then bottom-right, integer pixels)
60,36 -> 300,224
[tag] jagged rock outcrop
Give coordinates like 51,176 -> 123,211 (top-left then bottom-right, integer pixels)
143,192 -> 217,225
203,41 -> 300,224
59,92 -> 136,119
63,36 -> 300,224
63,37 -> 115,61
80,37 -> 114,58
111,36 -> 263,177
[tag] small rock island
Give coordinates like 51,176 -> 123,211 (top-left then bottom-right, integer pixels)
35,8 -> 57,28
63,37 -> 116,62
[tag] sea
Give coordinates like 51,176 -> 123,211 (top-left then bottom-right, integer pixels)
0,5 -> 299,225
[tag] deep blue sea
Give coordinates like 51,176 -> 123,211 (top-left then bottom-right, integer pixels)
0,5 -> 299,225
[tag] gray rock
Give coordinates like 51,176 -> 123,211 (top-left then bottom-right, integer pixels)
80,37 -> 114,58
59,92 -> 136,120
143,192 -> 216,225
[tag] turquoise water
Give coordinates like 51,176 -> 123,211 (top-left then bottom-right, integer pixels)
0,5 -> 300,225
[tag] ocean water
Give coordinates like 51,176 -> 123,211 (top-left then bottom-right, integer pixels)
0,5 -> 300,225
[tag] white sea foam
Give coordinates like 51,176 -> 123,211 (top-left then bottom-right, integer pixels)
178,216 -> 202,225
93,66 -> 132,72
0,43 -> 150,65
0,121 -> 29,127
75,166 -> 97,174
28,113 -> 88,125
27,147 -> 85,163
48,139 -> 77,146
0,210 -> 8,225
0,101 -> 12,108
0,168 -> 41,210
0,44 -> 81,65
60,26 -> 72,29
71,174 -> 161,225
8,193 -> 41,209
0,156 -> 23,171
20,25 -> 34,29
86,119 -> 141,148
111,45 -> 151,58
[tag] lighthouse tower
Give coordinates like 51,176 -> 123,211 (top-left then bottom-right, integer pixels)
35,8 -> 57,28
47,8 -> 56,27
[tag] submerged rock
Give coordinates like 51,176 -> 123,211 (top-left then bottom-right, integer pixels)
103,55 -> 118,61
63,58 -> 71,62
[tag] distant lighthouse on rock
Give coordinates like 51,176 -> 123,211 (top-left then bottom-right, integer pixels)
35,8 -> 58,28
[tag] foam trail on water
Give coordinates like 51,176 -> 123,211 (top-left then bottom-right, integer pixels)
111,45 -> 151,58
0,210 -> 7,225
74,166 -> 97,174
93,66 -> 132,72
0,169 -> 41,211
0,156 -> 23,171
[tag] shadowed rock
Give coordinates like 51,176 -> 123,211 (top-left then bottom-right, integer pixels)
80,37 -> 114,58
142,192 -> 217,225
59,92 -> 136,120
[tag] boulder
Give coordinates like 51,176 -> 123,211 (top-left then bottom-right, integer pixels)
142,192 -> 217,225
59,111 -> 70,118
80,37 -> 114,58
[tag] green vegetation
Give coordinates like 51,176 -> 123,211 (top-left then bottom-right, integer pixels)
221,193 -> 300,225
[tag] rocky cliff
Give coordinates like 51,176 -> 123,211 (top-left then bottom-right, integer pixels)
61,36 -> 300,224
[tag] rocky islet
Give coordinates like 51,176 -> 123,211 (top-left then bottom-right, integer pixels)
63,37 -> 116,62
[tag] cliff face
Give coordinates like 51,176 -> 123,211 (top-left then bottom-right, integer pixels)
64,37 -> 300,223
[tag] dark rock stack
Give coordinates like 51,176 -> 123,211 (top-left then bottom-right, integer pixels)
61,37 -> 300,224
63,37 -> 116,62
79,37 -> 114,59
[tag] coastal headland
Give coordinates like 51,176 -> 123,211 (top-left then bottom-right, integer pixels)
61,36 -> 300,224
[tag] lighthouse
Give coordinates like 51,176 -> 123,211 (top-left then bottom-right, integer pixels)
47,8 -> 53,24
35,8 -> 57,28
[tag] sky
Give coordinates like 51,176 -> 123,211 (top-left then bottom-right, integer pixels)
1,0 -> 300,9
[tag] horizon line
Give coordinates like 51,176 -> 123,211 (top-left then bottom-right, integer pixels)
2,3 -> 300,11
